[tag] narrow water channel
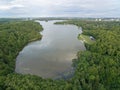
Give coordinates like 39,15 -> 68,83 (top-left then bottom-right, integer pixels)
15,20 -> 86,79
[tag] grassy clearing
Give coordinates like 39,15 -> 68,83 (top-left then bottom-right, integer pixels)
78,34 -> 95,44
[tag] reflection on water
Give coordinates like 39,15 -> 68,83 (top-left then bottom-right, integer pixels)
15,20 -> 86,79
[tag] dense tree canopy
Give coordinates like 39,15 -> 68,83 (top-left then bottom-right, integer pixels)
80,21 -> 120,90
0,19 -> 120,90
55,20 -> 120,90
0,21 -> 43,89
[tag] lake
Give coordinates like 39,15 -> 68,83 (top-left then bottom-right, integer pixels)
15,20 -> 86,79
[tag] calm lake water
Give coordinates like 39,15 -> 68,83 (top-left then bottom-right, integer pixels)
15,20 -> 86,79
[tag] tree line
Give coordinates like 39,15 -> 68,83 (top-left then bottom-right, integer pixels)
61,20 -> 120,90
0,20 -> 120,90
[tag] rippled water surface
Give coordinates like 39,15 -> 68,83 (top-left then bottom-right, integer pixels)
15,20 -> 85,78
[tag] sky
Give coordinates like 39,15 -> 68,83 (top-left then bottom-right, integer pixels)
0,0 -> 120,17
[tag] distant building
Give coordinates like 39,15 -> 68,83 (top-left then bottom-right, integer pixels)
95,18 -> 102,21
98,19 -> 102,21
90,36 -> 95,40
116,19 -> 120,21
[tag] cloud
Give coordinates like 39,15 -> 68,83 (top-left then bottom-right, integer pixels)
0,0 -> 120,17
0,0 -> 24,11
0,4 -> 24,10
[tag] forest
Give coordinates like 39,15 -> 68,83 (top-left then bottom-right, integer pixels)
0,19 -> 120,90
56,20 -> 120,90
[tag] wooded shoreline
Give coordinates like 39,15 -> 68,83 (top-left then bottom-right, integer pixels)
0,20 -> 120,90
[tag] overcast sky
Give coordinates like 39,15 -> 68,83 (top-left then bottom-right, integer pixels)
0,0 -> 120,17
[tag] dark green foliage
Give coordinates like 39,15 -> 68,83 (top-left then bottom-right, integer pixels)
4,74 -> 67,90
73,51 -> 120,90
0,21 -> 43,89
64,20 -> 120,90
0,21 -> 43,76
0,20 -> 75,90
0,20 -> 120,90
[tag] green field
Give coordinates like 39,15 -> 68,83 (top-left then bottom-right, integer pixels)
78,34 -> 95,44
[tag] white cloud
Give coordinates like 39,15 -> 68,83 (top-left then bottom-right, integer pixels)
0,0 -> 24,10
0,4 -> 24,10
0,0 -> 120,17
